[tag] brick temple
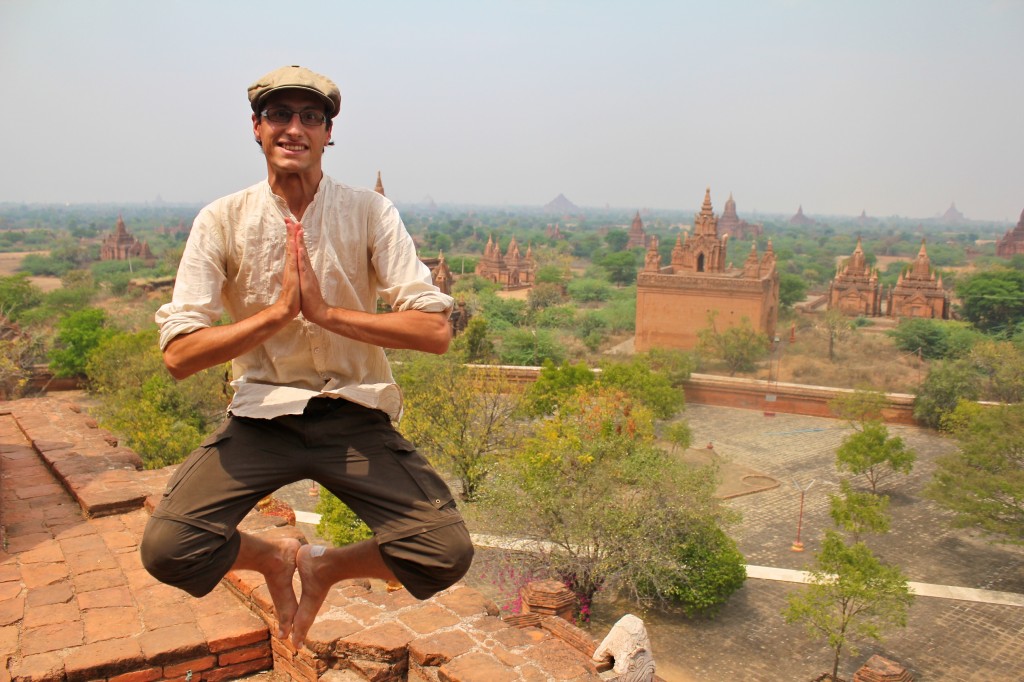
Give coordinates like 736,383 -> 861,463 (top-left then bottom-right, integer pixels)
100,216 -> 154,263
635,188 -> 779,351
828,237 -> 882,317
996,208 -> 1024,257
475,235 -> 535,289
717,193 -> 763,241
887,239 -> 950,320
626,211 -> 647,249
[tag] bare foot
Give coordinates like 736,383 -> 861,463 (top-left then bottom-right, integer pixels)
265,537 -> 300,640
292,544 -> 333,649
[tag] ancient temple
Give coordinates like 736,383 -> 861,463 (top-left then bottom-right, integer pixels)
996,208 -> 1024,257
100,216 -> 154,263
941,202 -> 966,224
789,205 -> 814,225
635,188 -> 779,351
828,237 -> 882,316
475,235 -> 535,289
887,239 -> 950,320
717,193 -> 763,241
626,211 -> 647,249
374,170 -> 385,196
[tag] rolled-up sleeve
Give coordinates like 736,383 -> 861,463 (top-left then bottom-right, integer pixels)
371,202 -> 454,316
154,214 -> 227,351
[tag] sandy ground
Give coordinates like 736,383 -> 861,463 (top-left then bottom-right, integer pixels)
0,251 -> 63,291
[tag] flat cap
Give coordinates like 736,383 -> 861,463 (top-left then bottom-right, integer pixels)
247,65 -> 341,118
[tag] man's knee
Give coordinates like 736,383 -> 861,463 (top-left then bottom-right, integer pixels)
381,522 -> 475,600
140,515 -> 239,598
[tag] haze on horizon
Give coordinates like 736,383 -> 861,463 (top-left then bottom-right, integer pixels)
1,0 -> 1021,223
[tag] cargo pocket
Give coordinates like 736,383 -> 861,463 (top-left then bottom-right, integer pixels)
162,425 -> 232,499
384,432 -> 455,510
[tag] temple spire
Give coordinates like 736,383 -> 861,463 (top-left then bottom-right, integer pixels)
374,171 -> 385,196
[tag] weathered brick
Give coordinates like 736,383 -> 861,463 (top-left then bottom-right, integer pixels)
434,587 -> 500,618
21,600 -> 79,629
77,585 -> 133,610
203,656 -> 273,682
398,603 -> 461,634
162,654 -> 216,678
63,638 -> 144,682
15,541 -> 63,565
438,651 -> 519,682
138,623 -> 208,665
25,581 -> 73,607
197,610 -> 268,653
218,642 -> 271,666
408,629 -> 477,667
19,562 -> 68,589
83,606 -> 143,643
73,567 -> 126,592
107,667 -> 163,682
20,620 -> 85,655
8,651 -> 65,682
303,616 -> 363,656
336,621 -> 415,663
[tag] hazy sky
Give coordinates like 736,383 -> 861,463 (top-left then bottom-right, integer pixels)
2,0 -> 1021,221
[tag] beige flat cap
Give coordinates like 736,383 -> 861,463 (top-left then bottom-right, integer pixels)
247,65 -> 341,118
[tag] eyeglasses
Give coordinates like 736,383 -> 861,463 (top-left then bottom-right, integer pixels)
260,108 -> 328,127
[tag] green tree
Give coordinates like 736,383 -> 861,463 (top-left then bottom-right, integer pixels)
49,308 -> 117,378
86,331 -> 230,468
451,316 -> 495,363
784,531 -> 914,682
956,268 -> 1024,333
497,328 -> 564,366
820,309 -> 855,362
927,401 -> 1024,543
887,318 -> 982,360
913,359 -> 980,429
0,275 -> 43,321
779,272 -> 808,309
828,389 -> 888,430
599,251 -> 639,286
604,229 -> 630,252
396,354 -> 522,501
483,387 -> 735,616
598,355 -> 685,420
566,277 -> 613,303
835,422 -> 916,493
527,282 -> 565,311
696,312 -> 770,376
316,491 -> 373,546
523,360 -> 596,417
829,480 -> 890,542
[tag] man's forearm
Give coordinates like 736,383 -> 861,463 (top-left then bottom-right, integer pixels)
312,307 -> 451,355
163,303 -> 293,379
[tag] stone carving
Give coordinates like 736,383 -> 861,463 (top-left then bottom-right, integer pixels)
592,613 -> 656,681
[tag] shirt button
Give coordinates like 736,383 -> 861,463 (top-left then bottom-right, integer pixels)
313,348 -> 320,353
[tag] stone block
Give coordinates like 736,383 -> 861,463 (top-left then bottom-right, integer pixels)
138,623 -> 208,665
336,621 -> 416,663
8,651 -> 65,682
197,610 -> 269,653
408,629 -> 477,667
20,620 -> 85,655
399,603 -> 462,634
438,651 -> 519,682
63,638 -> 144,682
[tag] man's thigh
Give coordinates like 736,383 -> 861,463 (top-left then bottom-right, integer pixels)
151,416 -> 305,537
300,406 -> 462,545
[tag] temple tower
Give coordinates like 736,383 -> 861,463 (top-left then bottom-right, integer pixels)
635,188 -> 779,351
828,237 -> 882,316
887,240 -> 950,319
996,208 -> 1024,257
626,211 -> 647,249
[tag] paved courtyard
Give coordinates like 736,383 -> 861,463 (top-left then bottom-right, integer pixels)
282,403 -> 1024,681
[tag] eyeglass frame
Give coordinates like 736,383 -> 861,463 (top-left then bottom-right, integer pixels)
259,108 -> 329,127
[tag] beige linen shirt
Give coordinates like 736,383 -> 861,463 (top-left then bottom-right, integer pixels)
155,176 -> 453,420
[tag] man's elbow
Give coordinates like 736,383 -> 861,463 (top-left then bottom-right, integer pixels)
163,353 -> 194,380
424,315 -> 452,355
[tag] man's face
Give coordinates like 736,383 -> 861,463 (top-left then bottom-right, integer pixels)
252,90 -> 333,177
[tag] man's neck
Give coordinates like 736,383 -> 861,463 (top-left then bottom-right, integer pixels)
268,170 -> 323,219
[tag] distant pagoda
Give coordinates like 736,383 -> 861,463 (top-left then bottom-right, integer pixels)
626,211 -> 647,249
100,215 -> 154,263
717,193 -> 763,241
941,202 -> 966,224
789,205 -> 814,225
476,235 -> 535,289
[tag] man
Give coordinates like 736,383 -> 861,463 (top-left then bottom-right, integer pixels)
140,65 -> 473,650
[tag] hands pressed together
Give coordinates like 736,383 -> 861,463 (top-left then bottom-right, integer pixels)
280,217 -> 329,325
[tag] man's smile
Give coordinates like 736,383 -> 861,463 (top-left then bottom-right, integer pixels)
279,143 -> 309,152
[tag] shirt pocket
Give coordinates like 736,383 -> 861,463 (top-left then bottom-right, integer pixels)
383,431 -> 455,510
